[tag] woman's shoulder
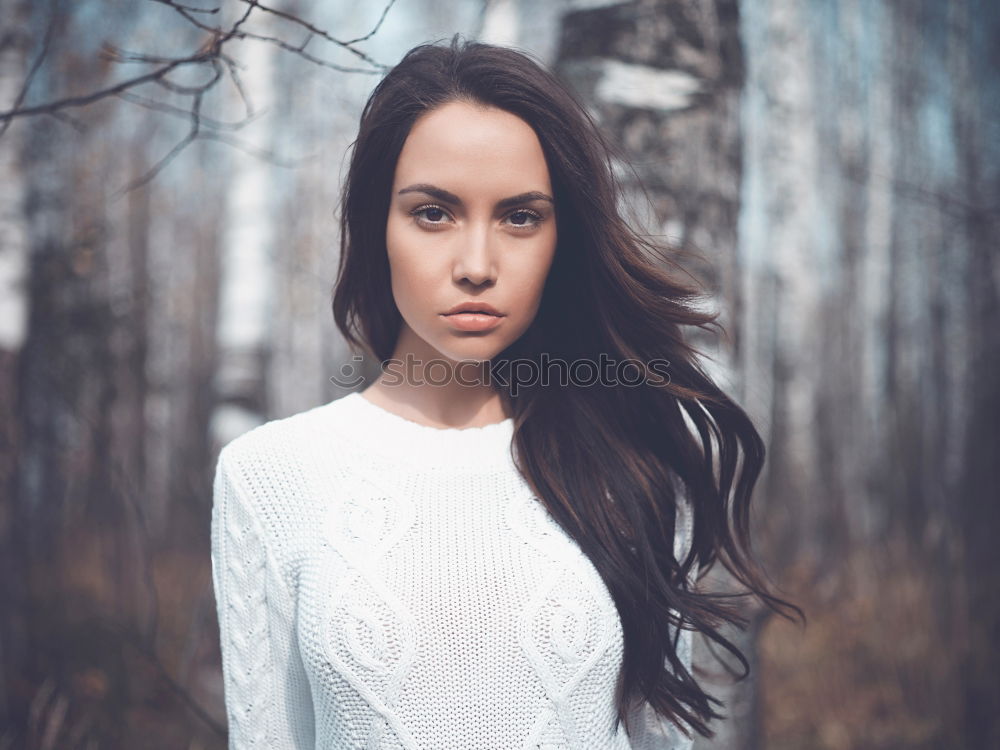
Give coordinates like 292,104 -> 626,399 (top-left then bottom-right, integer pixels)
213,396 -> 365,557
219,394 -> 359,463
215,394 -> 365,497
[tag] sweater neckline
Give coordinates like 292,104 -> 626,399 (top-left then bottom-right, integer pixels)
331,391 -> 516,471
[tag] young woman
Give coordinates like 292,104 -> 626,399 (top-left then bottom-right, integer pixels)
211,34 -> 802,750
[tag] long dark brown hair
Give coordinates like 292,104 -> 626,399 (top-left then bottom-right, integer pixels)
332,33 -> 805,741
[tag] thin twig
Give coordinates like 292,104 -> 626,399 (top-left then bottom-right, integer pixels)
0,52 -> 211,121
115,90 -> 261,131
237,29 -> 387,73
343,0 -> 400,45
111,91 -> 205,197
235,0 -> 392,69
0,0 -> 60,137
150,0 -> 219,33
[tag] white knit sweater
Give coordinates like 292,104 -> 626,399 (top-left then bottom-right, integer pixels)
211,391 -> 697,749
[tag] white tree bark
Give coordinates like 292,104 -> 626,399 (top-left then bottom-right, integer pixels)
0,0 -> 30,353
211,8 -> 280,450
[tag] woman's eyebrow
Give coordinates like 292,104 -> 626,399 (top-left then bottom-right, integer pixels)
397,183 -> 554,209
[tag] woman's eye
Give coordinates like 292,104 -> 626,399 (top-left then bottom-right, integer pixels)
411,205 -> 450,226
506,209 -> 543,229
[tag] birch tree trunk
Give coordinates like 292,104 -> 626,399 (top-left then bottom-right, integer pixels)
210,8 -> 279,452
554,1 -> 755,747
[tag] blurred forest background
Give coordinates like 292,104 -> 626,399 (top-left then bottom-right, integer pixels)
1,0 -> 998,748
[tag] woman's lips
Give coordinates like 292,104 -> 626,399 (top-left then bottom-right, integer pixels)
441,312 -> 505,331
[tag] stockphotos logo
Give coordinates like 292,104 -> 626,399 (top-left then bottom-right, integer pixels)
331,353 -> 671,396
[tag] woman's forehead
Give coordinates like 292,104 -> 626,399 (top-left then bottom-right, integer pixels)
393,102 -> 552,191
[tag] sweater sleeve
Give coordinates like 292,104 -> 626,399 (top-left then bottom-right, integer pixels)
211,446 -> 316,749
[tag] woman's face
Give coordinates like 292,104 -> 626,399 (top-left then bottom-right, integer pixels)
385,99 -> 558,369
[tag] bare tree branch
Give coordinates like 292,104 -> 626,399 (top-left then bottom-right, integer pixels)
343,0 -> 400,44
196,128 -> 314,168
0,50 -> 214,120
111,84 -> 206,197
0,0 -> 60,138
116,89 -> 261,131
150,0 -> 220,33
235,28 -> 388,73
157,0 -> 219,13
220,53 -> 254,119
236,0 -> 396,66
47,109 -> 86,132
0,0 -> 399,195
0,0 -> 392,127
111,86 -> 313,200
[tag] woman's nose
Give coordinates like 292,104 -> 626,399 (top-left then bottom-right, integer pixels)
452,224 -> 496,286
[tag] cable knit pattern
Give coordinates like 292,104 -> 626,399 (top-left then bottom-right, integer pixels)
210,392 -> 697,749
